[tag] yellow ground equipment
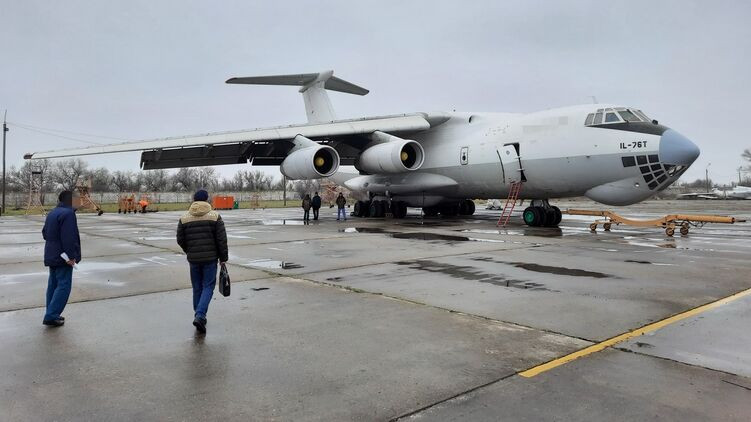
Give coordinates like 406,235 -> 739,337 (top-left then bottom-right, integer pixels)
565,209 -> 746,237
74,179 -> 104,215
118,194 -> 137,214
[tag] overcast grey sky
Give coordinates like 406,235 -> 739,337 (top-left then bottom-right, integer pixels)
2,0 -> 750,184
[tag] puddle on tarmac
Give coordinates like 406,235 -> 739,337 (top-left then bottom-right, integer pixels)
625,260 -> 675,266
260,220 -> 306,226
391,232 -> 506,242
470,257 -> 612,278
461,228 -> 564,238
339,227 -> 389,234
395,260 -> 552,291
243,259 -> 303,269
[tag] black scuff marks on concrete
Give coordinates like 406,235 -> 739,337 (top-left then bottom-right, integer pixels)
394,260 -> 551,291
470,257 -> 612,279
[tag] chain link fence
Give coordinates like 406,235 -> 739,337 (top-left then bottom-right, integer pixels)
3,190 -> 293,209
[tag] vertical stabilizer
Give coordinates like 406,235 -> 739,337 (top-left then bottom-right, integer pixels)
226,70 -> 369,123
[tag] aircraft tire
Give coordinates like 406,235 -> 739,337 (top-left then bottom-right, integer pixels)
522,207 -> 537,226
544,207 -> 561,227
391,201 -> 407,219
551,206 -> 562,226
440,203 -> 459,217
376,200 -> 387,218
535,207 -> 548,227
465,200 -> 476,216
423,206 -> 439,217
353,201 -> 364,217
369,201 -> 380,218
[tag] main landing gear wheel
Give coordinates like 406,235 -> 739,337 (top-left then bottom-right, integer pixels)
440,203 -> 459,217
390,201 -> 408,219
354,200 -> 369,217
422,206 -> 439,217
369,200 -> 386,218
665,227 -> 675,237
522,203 -> 561,228
680,223 -> 690,236
459,200 -> 476,216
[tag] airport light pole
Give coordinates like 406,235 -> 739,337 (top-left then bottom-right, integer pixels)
2,110 -> 8,216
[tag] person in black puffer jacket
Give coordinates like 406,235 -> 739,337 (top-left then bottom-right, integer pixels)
176,189 -> 228,333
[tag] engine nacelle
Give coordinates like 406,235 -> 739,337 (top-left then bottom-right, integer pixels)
280,145 -> 340,180
355,138 -> 425,174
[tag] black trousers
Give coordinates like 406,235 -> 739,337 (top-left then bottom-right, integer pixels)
313,208 -> 320,220
303,210 -> 310,220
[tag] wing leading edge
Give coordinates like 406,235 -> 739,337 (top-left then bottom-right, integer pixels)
25,113 -> 444,170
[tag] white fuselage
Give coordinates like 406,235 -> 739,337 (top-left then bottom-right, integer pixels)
342,104 -> 700,207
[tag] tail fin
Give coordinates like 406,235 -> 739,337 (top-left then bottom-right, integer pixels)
226,70 -> 368,123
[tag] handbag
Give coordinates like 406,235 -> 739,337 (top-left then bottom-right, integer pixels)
219,263 -> 231,297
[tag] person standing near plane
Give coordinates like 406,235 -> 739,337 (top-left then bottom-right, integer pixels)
336,192 -> 347,221
41,190 -> 81,327
302,194 -> 312,222
176,189 -> 228,334
311,192 -> 322,220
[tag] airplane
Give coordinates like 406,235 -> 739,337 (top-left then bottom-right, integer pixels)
25,70 -> 701,227
678,185 -> 751,200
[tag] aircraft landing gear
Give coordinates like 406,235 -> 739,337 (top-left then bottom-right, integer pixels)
522,199 -> 561,227
353,199 -> 409,219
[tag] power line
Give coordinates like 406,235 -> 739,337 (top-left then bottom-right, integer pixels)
8,123 -> 107,146
7,121 -> 133,142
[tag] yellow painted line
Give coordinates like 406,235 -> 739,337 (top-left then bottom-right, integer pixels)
519,287 -> 751,378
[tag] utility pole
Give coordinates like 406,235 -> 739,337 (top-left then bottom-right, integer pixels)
705,162 -> 711,193
2,110 -> 8,216
282,175 -> 287,206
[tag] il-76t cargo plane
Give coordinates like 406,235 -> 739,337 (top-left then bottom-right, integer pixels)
26,70 -> 700,227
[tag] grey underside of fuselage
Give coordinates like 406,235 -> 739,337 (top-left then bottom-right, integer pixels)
357,152 -> 655,201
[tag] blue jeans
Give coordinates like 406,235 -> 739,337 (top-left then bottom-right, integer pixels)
189,261 -> 217,320
44,266 -> 73,321
337,208 -> 347,220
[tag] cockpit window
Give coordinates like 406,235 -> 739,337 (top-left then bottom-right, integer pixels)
585,107 -> 656,126
634,110 -> 651,122
605,112 -> 620,123
618,110 -> 640,122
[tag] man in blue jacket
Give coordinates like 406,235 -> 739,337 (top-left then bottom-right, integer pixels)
41,190 -> 81,327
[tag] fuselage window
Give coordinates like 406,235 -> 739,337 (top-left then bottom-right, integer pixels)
585,113 -> 594,125
605,112 -> 620,123
460,146 -> 468,165
593,112 -> 603,124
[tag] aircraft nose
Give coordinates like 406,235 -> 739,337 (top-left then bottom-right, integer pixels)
659,129 -> 700,165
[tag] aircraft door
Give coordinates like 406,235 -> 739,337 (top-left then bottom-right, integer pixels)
497,144 -> 524,185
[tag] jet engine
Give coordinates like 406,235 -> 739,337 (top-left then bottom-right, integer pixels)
280,144 -> 340,180
355,135 -> 425,174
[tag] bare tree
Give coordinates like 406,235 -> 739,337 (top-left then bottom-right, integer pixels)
171,168 -> 198,191
142,169 -> 170,192
243,169 -> 273,191
88,167 -> 112,191
293,179 -> 321,199
221,171 -> 244,191
196,167 -> 220,191
51,158 -> 88,190
111,170 -> 139,192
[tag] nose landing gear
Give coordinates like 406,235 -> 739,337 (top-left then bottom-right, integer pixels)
522,200 -> 562,227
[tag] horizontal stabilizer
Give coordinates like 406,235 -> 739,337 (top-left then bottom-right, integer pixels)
226,71 -> 369,96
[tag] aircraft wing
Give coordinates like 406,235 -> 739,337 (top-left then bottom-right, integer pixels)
25,113 -> 446,170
